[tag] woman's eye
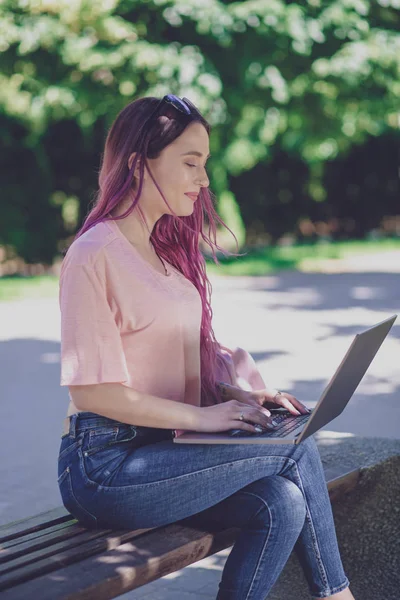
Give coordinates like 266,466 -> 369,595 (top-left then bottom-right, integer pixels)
185,163 -> 209,172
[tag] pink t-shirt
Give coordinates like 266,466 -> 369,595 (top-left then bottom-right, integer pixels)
59,218 -> 267,432
60,218 -> 203,405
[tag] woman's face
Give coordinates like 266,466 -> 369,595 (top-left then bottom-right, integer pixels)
129,121 -> 210,219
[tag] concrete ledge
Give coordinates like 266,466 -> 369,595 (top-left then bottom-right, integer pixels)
269,433 -> 400,600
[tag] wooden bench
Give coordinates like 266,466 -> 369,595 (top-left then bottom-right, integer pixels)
0,465 -> 360,600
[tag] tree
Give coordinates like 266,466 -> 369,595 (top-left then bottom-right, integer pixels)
1,0 -> 399,263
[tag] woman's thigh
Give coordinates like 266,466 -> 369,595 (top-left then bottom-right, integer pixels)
186,474 -> 307,534
60,428 -> 325,530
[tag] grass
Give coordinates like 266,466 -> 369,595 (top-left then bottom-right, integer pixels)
0,274 -> 59,303
1,238 -> 399,302
205,238 -> 400,276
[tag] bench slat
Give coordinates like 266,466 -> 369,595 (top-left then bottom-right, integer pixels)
1,521 -> 241,600
0,467 -> 361,599
0,507 -> 73,544
0,526 -> 152,592
1,521 -> 79,552
0,529 -> 114,577
0,523 -> 106,569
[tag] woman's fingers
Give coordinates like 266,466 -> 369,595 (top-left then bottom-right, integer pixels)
235,390 -> 271,414
233,422 -> 261,433
294,399 -> 311,414
236,406 -> 276,429
287,394 -> 311,414
228,398 -> 311,432
275,395 -> 300,414
236,388 -> 310,418
244,397 -> 266,410
276,393 -> 310,415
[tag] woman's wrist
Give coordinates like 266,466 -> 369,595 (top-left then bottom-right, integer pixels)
215,381 -> 237,402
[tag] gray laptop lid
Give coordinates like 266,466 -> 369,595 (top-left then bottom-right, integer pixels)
297,315 -> 397,443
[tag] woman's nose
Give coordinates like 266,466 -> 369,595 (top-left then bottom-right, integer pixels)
197,172 -> 209,188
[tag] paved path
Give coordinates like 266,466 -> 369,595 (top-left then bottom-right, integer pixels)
0,266 -> 399,598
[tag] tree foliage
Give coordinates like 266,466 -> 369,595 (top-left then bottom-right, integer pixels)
0,0 -> 399,263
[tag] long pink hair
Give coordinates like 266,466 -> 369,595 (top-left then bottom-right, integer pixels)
71,96 -> 240,406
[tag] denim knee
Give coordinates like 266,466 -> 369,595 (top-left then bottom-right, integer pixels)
298,433 -> 319,456
243,475 -> 307,533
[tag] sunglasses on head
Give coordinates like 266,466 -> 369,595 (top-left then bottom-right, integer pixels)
136,94 -> 200,142
155,94 -> 199,118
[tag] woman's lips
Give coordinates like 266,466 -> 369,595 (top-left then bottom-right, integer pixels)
184,193 -> 198,201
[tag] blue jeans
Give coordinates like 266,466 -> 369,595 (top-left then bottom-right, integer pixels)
57,412 -> 350,599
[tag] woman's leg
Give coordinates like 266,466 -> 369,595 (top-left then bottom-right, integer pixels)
58,413 -> 350,599
189,475 -> 308,599
179,448 -> 350,600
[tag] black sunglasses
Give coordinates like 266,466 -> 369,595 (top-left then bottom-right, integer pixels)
136,94 -> 199,143
155,94 -> 199,118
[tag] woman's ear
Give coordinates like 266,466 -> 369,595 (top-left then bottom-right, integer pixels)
128,152 -> 136,171
128,152 -> 146,184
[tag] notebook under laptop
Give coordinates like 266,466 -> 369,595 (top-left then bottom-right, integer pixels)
173,315 -> 397,445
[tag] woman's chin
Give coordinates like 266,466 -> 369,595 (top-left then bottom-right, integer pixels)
179,204 -> 196,217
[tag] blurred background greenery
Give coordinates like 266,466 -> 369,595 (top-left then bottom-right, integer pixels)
0,0 -> 399,291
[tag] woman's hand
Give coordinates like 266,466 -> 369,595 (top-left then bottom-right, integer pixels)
216,382 -> 310,417
195,400 -> 278,434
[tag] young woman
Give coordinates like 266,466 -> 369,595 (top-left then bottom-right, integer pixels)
58,94 -> 354,599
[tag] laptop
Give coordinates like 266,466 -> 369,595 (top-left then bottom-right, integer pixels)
173,315 -> 397,445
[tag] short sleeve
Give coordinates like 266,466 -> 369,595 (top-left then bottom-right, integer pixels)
59,260 -> 129,386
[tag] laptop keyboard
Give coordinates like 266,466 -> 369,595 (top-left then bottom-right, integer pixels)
230,413 -> 310,438
266,413 -> 309,437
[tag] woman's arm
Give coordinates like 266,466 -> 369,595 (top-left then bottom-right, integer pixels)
215,345 -> 268,396
215,381 -> 240,401
69,382 -> 201,430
